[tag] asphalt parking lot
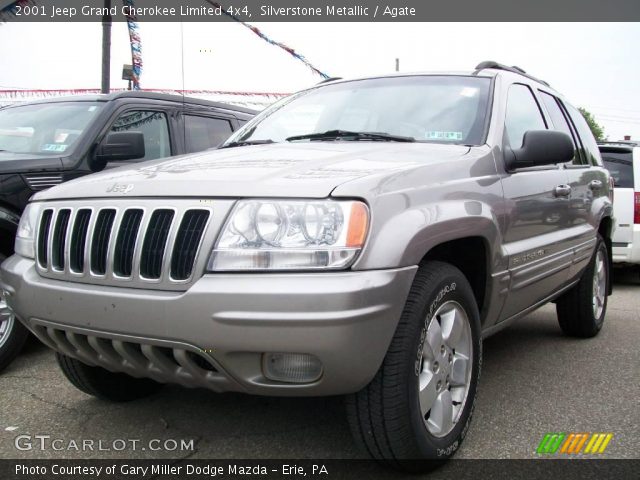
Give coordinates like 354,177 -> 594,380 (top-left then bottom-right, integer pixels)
0,268 -> 638,463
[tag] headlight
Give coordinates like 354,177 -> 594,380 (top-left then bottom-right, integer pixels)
14,203 -> 42,259
209,199 -> 369,271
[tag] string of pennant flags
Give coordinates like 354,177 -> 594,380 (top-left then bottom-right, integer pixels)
0,88 -> 290,109
1,0 -> 329,83
206,1 -> 330,79
0,88 -> 289,98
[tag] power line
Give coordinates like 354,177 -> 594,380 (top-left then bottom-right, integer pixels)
590,105 -> 640,114
599,118 -> 640,125
598,114 -> 640,122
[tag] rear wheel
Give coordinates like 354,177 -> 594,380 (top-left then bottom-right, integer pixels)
556,236 -> 609,337
0,253 -> 30,373
56,353 -> 164,402
346,261 -> 481,471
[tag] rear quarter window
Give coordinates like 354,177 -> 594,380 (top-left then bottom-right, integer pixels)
600,150 -> 634,188
565,104 -> 603,166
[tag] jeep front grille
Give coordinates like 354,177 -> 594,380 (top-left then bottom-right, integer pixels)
35,201 -> 213,289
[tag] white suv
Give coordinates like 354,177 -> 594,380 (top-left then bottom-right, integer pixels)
600,141 -> 640,265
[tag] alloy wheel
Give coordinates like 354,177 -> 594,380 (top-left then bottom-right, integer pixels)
418,300 -> 473,437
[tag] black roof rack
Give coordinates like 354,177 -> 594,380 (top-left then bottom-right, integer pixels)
473,61 -> 551,87
317,77 -> 342,85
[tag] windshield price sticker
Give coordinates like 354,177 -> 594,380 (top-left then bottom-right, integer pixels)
425,131 -> 464,141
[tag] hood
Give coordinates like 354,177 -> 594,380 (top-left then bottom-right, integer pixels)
34,142 -> 470,201
0,151 -> 64,173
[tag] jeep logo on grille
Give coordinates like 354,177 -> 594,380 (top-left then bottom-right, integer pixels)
106,183 -> 134,194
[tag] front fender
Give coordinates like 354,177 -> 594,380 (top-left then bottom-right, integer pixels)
352,199 -> 502,269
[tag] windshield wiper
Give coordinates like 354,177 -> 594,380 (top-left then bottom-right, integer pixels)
220,139 -> 275,149
286,130 -> 415,143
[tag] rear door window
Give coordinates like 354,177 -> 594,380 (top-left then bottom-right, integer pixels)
539,91 -> 583,165
600,150 -> 634,187
184,115 -> 233,153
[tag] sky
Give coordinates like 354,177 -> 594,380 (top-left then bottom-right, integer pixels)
0,22 -> 639,140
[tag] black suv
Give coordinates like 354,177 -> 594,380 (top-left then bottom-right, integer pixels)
0,91 -> 255,370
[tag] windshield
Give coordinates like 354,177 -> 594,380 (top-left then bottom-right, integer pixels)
223,75 -> 492,147
0,102 -> 103,155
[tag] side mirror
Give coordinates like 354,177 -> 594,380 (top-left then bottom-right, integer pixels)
505,130 -> 574,170
95,132 -> 145,162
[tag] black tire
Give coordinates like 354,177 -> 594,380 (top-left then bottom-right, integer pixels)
0,253 -> 30,373
346,261 -> 482,471
56,353 -> 164,402
556,236 -> 609,338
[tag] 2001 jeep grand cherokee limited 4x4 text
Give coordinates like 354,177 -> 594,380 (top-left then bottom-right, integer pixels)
0,62 -> 613,469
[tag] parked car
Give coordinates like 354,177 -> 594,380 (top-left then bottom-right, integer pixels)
599,141 -> 640,267
0,92 -> 255,372
0,62 -> 613,469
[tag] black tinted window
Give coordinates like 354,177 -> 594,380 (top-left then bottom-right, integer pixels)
565,104 -> 602,166
110,110 -> 171,161
539,92 -> 582,165
184,116 -> 233,153
601,151 -> 634,187
505,84 -> 546,148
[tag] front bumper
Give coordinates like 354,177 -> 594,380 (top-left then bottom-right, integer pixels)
0,255 -> 416,396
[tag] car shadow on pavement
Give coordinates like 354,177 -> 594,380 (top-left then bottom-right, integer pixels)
611,265 -> 640,286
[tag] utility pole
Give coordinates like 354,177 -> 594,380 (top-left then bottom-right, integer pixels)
101,0 -> 112,93
395,58 -> 399,72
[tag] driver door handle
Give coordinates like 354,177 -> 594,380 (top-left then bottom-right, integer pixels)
554,184 -> 572,198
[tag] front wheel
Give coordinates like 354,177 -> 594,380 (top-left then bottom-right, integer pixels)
346,261 -> 481,470
556,235 -> 609,338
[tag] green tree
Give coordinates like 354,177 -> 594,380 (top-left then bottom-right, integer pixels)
578,107 -> 606,141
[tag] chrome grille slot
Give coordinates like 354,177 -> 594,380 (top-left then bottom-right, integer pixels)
69,209 -> 91,273
140,209 -> 174,279
171,210 -> 210,280
34,200 -> 219,290
90,209 -> 116,275
51,209 -> 71,271
113,209 -> 143,277
37,210 -> 53,268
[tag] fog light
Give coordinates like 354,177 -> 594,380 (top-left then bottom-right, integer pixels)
262,353 -> 323,384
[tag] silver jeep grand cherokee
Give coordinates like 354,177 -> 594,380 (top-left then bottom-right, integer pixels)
0,62 -> 613,468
